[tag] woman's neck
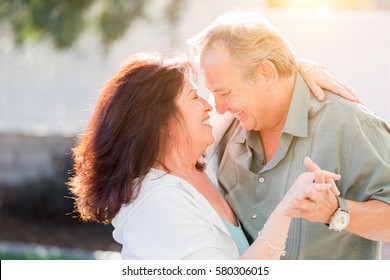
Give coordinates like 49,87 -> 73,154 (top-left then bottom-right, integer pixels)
156,147 -> 200,176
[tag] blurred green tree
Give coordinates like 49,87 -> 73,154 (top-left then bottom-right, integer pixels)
0,0 -> 185,50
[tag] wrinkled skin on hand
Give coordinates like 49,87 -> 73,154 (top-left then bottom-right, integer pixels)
282,157 -> 341,223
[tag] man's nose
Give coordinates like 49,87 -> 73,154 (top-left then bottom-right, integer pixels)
214,97 -> 228,114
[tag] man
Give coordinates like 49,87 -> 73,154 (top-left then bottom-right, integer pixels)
189,12 -> 390,259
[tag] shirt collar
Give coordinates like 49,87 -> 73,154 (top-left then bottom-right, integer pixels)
282,73 -> 310,138
234,122 -> 247,144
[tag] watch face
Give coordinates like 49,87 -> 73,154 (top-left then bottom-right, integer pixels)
331,210 -> 350,232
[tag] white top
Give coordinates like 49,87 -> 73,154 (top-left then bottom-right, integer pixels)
112,97 -> 237,259
112,166 -> 240,259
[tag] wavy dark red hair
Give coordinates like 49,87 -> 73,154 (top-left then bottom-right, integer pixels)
68,53 -> 195,224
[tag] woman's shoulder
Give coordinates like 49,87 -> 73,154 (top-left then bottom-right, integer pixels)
114,170 -> 198,223
112,169 -> 237,260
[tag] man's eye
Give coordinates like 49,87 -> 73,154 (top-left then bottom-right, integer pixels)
220,91 -> 230,96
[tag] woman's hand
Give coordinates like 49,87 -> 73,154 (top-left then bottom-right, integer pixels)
282,157 -> 341,223
304,157 -> 340,196
296,58 -> 364,104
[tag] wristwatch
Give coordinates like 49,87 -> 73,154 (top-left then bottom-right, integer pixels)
327,196 -> 350,232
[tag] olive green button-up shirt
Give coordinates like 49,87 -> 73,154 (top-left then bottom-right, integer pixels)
212,73 -> 390,259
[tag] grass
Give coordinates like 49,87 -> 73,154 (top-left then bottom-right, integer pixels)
0,252 -> 88,260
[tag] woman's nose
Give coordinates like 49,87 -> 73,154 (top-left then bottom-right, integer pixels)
199,96 -> 213,111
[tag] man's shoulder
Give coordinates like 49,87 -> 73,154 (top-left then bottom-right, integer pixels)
313,91 -> 384,125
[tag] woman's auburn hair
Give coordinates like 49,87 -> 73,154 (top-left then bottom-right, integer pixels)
68,53 -> 194,224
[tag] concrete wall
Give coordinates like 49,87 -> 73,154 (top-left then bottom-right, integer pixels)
0,134 -> 75,186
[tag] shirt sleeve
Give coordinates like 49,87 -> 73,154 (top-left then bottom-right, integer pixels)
342,114 -> 390,204
119,185 -> 232,260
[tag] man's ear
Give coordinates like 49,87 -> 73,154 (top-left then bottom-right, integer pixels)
258,60 -> 277,82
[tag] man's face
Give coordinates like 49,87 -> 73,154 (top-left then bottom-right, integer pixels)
200,41 -> 271,131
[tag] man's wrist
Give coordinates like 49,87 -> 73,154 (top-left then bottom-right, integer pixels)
326,197 -> 350,232
326,196 -> 340,224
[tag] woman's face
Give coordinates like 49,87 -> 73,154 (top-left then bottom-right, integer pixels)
172,78 -> 214,155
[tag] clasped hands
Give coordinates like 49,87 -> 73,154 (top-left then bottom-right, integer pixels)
282,157 -> 341,223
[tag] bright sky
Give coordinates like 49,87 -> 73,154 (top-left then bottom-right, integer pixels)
268,0 -> 374,10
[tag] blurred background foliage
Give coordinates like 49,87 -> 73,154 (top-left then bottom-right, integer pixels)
0,0 -> 185,50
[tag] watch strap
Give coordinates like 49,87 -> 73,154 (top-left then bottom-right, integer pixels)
325,196 -> 349,228
336,196 -> 349,213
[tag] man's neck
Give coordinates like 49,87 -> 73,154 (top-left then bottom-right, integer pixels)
259,72 -> 296,162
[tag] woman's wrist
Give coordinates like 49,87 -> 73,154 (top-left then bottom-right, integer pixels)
275,197 -> 295,217
296,58 -> 324,74
257,223 -> 287,257
267,204 -> 292,234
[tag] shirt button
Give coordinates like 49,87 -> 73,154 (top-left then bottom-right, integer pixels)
261,160 -> 265,165
251,214 -> 257,219
258,177 -> 265,183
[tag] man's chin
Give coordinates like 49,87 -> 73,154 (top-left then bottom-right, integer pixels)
238,121 -> 253,131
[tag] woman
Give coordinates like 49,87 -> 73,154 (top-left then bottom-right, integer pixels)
68,53 -> 344,259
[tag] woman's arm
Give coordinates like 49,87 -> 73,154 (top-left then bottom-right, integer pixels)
296,58 -> 364,104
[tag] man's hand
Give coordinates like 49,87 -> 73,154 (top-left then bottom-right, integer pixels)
284,157 -> 341,223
